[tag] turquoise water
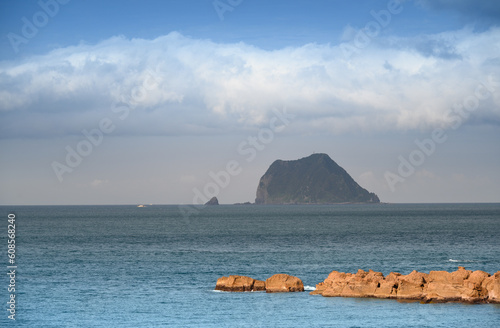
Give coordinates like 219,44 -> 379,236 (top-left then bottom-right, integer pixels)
1,204 -> 499,327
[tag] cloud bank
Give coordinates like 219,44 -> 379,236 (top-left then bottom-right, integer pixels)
1,27 -> 499,138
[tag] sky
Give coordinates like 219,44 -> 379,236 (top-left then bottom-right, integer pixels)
0,0 -> 499,205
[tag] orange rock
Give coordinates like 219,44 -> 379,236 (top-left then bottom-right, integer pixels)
374,273 -> 399,299
325,270 -> 346,280
425,282 -> 462,302
453,266 -> 471,281
355,269 -> 368,278
366,269 -> 384,281
397,270 -> 428,300
386,272 -> 402,282
466,270 -> 490,287
313,268 -> 500,303
374,281 -> 398,298
215,275 -> 257,292
428,267 -> 470,284
265,274 -> 304,293
253,280 -> 266,291
428,270 -> 453,283
341,280 -> 379,298
314,271 -> 349,297
316,269 -> 387,298
322,285 -> 345,297
343,269 -> 384,298
309,282 -> 326,295
425,268 -> 469,302
483,272 -> 500,303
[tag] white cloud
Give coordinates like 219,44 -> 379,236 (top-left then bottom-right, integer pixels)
1,28 -> 499,138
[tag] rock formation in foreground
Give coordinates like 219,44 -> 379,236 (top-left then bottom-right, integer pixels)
265,274 -> 304,293
205,196 -> 219,205
311,267 -> 500,303
215,275 -> 265,292
255,153 -> 379,204
215,274 -> 304,293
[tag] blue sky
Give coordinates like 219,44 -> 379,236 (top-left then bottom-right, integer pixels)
2,0 -> 499,59
3,0 -> 420,58
0,0 -> 499,205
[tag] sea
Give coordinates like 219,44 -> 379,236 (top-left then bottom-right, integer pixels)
0,203 -> 499,327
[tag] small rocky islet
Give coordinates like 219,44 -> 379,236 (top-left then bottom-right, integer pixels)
215,267 -> 500,304
204,196 -> 219,205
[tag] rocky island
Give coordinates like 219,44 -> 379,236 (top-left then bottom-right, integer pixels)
255,153 -> 379,204
204,196 -> 219,205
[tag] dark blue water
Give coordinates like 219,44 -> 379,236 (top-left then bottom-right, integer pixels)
1,204 -> 499,327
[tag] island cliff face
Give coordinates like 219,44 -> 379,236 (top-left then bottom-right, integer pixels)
255,153 -> 379,204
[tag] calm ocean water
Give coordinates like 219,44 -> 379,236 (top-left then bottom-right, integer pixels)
1,204 -> 499,327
